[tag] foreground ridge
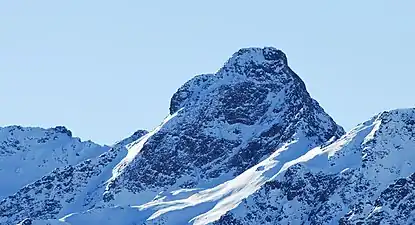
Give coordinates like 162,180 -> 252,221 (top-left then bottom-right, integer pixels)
28,108 -> 415,225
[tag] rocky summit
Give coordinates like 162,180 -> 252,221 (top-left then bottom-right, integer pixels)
1,47 -> 414,225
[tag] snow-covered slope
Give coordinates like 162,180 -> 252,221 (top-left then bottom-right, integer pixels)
0,130 -> 147,224
213,108 -> 415,225
0,126 -> 108,199
26,109 -> 415,225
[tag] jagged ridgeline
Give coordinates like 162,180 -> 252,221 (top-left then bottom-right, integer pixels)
1,47 -> 414,225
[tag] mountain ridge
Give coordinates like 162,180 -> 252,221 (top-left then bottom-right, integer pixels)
1,47 -> 414,225
0,125 -> 109,200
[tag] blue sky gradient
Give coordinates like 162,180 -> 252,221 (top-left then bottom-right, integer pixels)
1,1 -> 414,144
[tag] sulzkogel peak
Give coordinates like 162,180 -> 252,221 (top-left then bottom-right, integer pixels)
101,47 -> 344,211
170,47 -> 291,114
220,47 -> 287,75
220,47 -> 288,76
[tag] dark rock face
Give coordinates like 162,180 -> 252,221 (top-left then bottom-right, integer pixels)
340,173 -> 415,224
218,82 -> 269,125
106,47 -> 344,199
53,126 -> 73,137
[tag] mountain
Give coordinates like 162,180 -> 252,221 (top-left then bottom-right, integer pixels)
0,126 -> 108,199
100,47 -> 344,207
213,109 -> 415,225
0,129 -> 147,224
2,47 -> 414,225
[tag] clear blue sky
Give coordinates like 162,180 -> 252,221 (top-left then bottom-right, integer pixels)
0,1 -> 414,144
